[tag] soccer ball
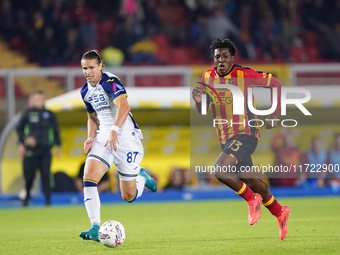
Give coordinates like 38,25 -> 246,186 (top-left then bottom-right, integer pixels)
99,220 -> 126,248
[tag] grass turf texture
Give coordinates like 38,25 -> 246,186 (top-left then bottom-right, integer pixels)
0,197 -> 339,255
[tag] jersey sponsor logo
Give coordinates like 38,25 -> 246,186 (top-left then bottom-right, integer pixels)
106,79 -> 115,82
196,82 -> 223,105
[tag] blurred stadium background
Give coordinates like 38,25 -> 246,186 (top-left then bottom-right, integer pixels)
0,0 -> 340,203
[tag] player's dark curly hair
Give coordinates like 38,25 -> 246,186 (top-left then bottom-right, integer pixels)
81,50 -> 105,68
210,38 -> 237,56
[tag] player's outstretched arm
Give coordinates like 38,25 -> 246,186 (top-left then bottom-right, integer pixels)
265,115 -> 279,129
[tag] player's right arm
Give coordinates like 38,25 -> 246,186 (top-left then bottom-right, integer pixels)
192,87 -> 202,103
193,74 -> 210,114
84,112 -> 99,154
16,109 -> 29,145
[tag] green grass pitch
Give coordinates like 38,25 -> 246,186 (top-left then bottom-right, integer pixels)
0,197 -> 339,255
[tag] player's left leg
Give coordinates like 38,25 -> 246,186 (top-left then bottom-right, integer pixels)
116,137 -> 157,203
238,159 -> 290,240
216,135 -> 262,224
38,151 -> 52,206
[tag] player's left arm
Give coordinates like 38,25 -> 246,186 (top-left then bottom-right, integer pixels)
264,76 -> 281,129
247,69 -> 281,129
105,96 -> 130,152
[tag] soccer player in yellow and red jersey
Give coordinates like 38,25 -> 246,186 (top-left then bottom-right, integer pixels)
192,38 -> 290,240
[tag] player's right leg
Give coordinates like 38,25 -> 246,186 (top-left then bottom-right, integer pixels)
214,152 -> 261,225
214,135 -> 261,224
239,166 -> 290,240
38,152 -> 52,206
23,156 -> 37,207
79,159 -> 107,242
119,168 -> 157,203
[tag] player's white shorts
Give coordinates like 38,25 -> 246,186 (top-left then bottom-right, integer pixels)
86,133 -> 144,181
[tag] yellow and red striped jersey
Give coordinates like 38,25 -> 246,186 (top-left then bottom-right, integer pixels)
199,63 -> 281,144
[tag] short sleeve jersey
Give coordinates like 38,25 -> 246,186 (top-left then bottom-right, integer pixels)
200,64 -> 277,144
80,72 -> 142,138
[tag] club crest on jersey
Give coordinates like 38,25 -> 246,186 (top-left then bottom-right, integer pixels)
226,78 -> 234,84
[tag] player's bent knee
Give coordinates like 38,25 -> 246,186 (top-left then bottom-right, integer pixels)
121,191 -> 136,202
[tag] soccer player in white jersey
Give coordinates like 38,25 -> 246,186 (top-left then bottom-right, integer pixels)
79,50 -> 157,242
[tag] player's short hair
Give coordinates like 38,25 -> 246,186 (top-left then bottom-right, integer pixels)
210,38 -> 237,56
81,50 -> 105,67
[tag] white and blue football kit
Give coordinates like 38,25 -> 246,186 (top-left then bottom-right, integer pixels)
81,72 -> 144,180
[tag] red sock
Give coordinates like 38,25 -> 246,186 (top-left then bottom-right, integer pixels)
263,195 -> 282,217
235,182 -> 255,201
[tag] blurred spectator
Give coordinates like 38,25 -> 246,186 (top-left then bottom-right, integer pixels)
319,22 -> 340,60
69,0 -> 94,24
299,137 -> 327,188
270,128 -> 301,187
206,8 -> 239,44
235,3 -> 257,60
189,14 -> 209,58
130,35 -> 159,64
75,162 -> 109,193
141,0 -> 160,35
115,15 -> 142,61
279,7 -> 303,48
16,91 -> 61,206
182,168 -> 191,187
164,167 -> 185,190
1,0 -> 340,65
318,133 -> 340,192
69,0 -> 97,49
255,6 -> 289,61
101,46 -> 125,66
157,1 -> 188,46
35,26 -> 61,66
0,0 -> 17,39
119,0 -> 144,21
60,27 -> 84,64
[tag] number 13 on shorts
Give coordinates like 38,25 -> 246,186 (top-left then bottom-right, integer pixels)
127,152 -> 139,163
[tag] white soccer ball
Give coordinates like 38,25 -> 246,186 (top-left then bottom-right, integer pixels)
99,220 -> 126,248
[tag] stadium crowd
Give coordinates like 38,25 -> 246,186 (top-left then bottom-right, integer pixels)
1,0 -> 340,66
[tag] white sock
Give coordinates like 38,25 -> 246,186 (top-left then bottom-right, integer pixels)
136,175 -> 146,199
84,186 -> 101,226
